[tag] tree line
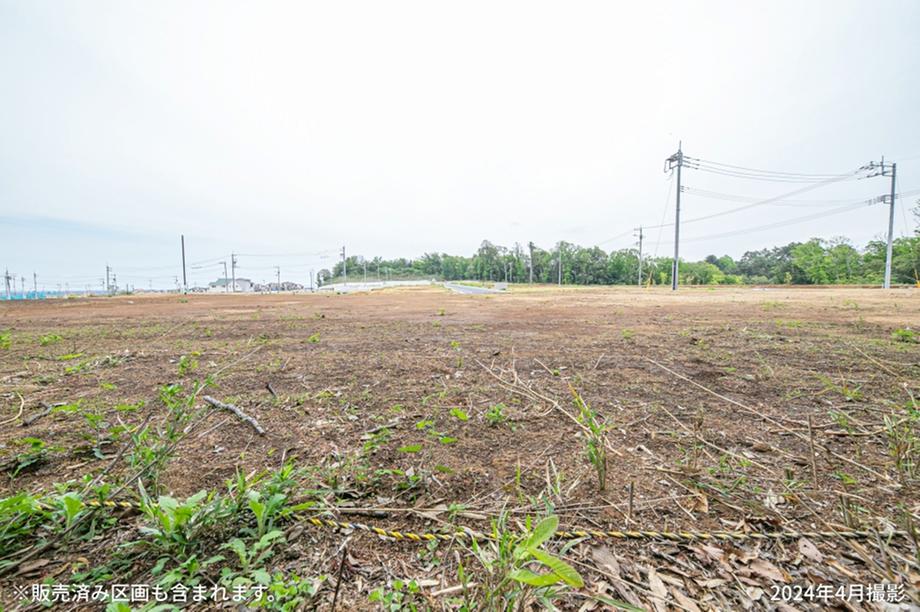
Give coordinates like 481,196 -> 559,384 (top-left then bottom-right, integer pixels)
324,205 -> 920,286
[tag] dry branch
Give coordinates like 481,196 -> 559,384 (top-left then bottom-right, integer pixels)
21,400 -> 58,427
0,393 -> 25,426
203,396 -> 265,435
645,358 -> 891,482
476,358 -> 623,457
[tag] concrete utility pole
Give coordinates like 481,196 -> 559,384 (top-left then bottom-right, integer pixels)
180,235 -> 188,294
363,259 -> 367,284
865,158 -> 899,289
664,143 -> 684,290
275,266 -> 281,292
528,241 -> 534,284
341,246 -> 347,285
231,253 -> 237,292
636,226 -> 644,287
310,270 -> 315,292
4,269 -> 11,300
221,261 -> 228,292
105,265 -> 112,295
33,272 -> 37,295
885,161 -> 897,289
557,247 -> 562,285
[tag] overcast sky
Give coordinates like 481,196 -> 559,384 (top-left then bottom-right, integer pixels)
2,1 -> 919,289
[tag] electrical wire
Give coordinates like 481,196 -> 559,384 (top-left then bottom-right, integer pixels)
235,249 -> 336,258
681,186 -> 920,207
682,156 -> 852,180
679,202 -> 870,244
595,228 -> 634,247
652,174 -> 674,258
641,169 -> 863,231
681,156 -> 858,184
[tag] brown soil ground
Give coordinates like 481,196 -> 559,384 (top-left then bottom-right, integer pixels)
1,285 -> 918,610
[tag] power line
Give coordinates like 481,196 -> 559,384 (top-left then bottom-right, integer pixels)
643,169 -> 863,231
235,249 -> 336,258
682,186 -> 920,207
683,156 -> 851,180
679,202 -> 870,244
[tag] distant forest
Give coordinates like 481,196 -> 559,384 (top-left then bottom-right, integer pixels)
325,204 -> 920,286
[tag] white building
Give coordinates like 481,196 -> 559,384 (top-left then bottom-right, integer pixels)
208,278 -> 253,293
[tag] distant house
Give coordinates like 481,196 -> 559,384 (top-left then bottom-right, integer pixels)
208,278 -> 253,293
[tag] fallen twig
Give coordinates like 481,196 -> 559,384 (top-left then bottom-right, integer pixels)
195,415 -> 233,440
330,543 -> 348,612
21,400 -> 58,427
0,393 -> 25,426
431,582 -> 478,598
203,396 -> 265,435
645,358 -> 891,482
476,358 -> 623,457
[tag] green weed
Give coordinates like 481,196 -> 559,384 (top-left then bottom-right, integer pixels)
570,385 -> 608,492
485,403 -> 507,427
892,328 -> 918,343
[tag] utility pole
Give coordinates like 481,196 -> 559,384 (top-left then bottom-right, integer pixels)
636,226 -> 644,287
275,266 -> 281,292
218,261 -> 227,292
105,265 -> 112,295
310,270 -> 315,292
557,246 -> 562,285
664,143 -> 683,290
885,161 -> 897,289
865,158 -> 898,289
528,241 -> 534,284
341,246 -> 347,285
231,253 -> 237,293
363,259 -> 367,284
111,274 -> 117,294
33,272 -> 37,296
3,269 -> 10,300
180,235 -> 188,294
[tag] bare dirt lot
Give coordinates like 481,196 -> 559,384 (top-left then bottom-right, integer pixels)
1,286 -> 918,610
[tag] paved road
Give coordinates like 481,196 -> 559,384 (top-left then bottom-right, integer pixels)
319,280 -> 433,293
443,282 -> 502,294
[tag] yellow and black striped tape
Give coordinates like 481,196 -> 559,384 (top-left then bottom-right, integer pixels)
302,516 -> 900,543
41,499 -> 903,544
